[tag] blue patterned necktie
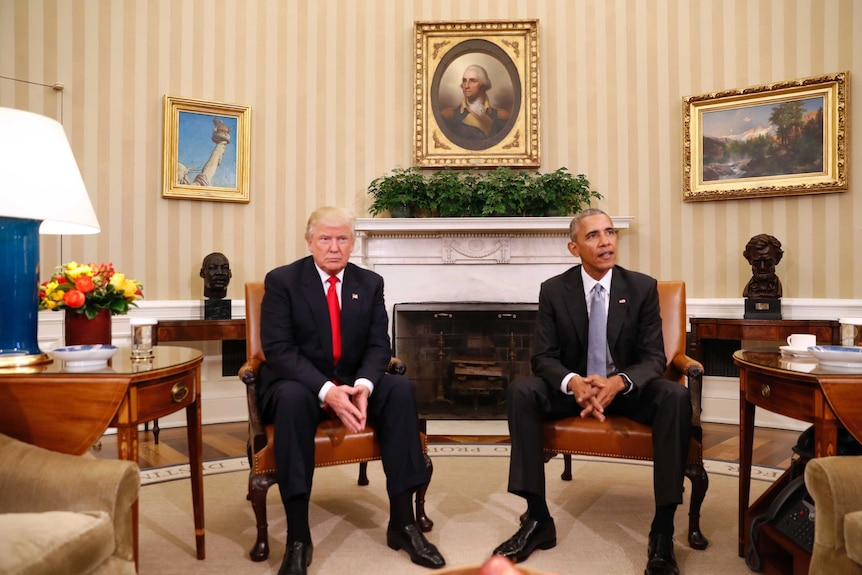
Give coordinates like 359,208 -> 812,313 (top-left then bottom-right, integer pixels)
587,283 -> 607,377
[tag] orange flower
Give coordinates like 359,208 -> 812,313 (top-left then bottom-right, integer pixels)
63,289 -> 86,309
74,275 -> 95,293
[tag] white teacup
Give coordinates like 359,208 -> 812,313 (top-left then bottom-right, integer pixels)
787,333 -> 816,350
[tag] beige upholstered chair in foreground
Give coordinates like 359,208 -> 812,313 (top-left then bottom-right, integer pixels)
0,432 -> 140,575
805,455 -> 862,575
238,281 -> 433,562
541,281 -> 709,550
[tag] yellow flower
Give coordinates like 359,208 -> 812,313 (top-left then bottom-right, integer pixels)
50,290 -> 64,302
66,262 -> 92,279
109,272 -> 126,288
43,300 -> 58,310
121,279 -> 139,299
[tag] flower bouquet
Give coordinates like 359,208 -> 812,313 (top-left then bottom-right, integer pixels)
39,261 -> 143,318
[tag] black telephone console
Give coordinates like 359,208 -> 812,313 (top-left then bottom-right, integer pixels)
746,474 -> 815,571
767,474 -> 815,553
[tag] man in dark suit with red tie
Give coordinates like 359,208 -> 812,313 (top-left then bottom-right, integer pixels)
492,208 -> 691,575
257,206 -> 446,574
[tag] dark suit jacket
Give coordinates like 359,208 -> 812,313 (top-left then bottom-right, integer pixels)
531,264 -> 667,393
257,256 -> 392,408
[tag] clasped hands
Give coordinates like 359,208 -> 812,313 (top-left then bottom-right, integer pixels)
569,373 -> 626,422
324,384 -> 369,433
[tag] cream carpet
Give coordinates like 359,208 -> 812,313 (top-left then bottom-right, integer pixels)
138,447 -> 778,575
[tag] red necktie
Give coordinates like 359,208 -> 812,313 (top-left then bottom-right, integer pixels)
327,276 -> 342,365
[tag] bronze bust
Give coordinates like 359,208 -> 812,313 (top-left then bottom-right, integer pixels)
742,234 -> 783,299
200,252 -> 232,300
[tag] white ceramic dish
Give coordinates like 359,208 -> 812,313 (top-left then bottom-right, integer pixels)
50,344 -> 119,368
778,358 -> 817,373
779,345 -> 813,358
808,345 -> 862,368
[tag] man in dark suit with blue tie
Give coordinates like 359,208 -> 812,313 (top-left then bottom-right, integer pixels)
493,208 -> 691,575
257,207 -> 446,574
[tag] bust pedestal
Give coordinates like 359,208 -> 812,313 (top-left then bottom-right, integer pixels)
744,298 -> 782,320
202,299 -> 231,320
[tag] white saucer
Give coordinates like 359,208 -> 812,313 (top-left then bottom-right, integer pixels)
779,345 -> 812,358
817,361 -> 862,370
50,344 -> 118,368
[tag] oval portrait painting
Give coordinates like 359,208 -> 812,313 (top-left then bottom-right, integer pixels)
431,39 -> 521,151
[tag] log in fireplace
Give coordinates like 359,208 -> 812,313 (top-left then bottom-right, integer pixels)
393,302 -> 537,419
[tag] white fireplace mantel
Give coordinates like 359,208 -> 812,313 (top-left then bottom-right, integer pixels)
351,215 -> 634,318
353,216 -> 633,269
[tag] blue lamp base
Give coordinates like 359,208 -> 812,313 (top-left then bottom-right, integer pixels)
0,216 -> 51,368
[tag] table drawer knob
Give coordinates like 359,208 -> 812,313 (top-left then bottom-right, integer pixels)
171,382 -> 189,403
761,384 -> 771,398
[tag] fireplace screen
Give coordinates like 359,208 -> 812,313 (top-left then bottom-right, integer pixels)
393,302 -> 537,419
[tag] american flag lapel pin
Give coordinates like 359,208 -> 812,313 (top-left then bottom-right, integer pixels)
352,293 -> 359,300
619,299 -> 626,304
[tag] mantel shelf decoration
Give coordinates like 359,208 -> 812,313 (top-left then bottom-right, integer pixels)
367,166 -> 601,218
39,261 -> 144,346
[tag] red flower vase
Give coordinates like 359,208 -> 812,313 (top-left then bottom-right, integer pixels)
64,309 -> 113,346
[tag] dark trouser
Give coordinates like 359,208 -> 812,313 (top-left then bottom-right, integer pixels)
266,373 -> 429,505
506,376 -> 691,507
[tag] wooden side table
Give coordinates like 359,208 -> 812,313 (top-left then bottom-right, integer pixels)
155,319 -> 246,344
0,346 -> 206,564
733,348 -> 862,575
689,318 -> 840,371
145,319 -> 246,442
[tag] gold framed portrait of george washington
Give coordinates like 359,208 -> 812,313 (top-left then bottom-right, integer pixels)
414,20 -> 540,168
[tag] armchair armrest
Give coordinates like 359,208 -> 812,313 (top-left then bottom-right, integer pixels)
671,352 -> 705,430
0,433 -> 140,561
806,455 -> 862,571
238,356 -> 408,458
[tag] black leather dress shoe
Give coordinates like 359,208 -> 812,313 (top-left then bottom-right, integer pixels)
493,518 -> 556,563
278,541 -> 313,575
386,523 -> 446,569
645,533 -> 679,575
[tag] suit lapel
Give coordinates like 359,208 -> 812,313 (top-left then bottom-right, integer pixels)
607,267 -> 629,350
562,266 -> 589,346
340,265 -> 361,350
301,258 -> 335,360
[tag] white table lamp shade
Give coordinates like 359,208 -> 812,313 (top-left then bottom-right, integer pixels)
0,107 -> 100,234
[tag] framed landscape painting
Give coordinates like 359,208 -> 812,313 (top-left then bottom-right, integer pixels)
162,95 -> 252,203
414,19 -> 540,168
683,72 -> 847,202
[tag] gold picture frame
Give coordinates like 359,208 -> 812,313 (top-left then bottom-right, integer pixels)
683,72 -> 848,202
414,19 -> 540,168
683,72 -> 849,202
162,95 -> 252,203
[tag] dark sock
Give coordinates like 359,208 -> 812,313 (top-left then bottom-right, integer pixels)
389,490 -> 415,528
286,496 -> 311,543
526,494 -> 552,523
650,504 -> 677,537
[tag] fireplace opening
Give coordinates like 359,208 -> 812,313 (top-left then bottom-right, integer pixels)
392,302 -> 537,419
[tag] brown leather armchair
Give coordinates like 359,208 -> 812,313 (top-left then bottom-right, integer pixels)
541,281 -> 709,550
238,281 -> 433,561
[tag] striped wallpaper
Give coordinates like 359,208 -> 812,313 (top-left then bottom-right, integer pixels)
1,0 -> 860,302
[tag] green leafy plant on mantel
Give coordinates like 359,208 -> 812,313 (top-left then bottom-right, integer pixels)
367,166 -> 602,217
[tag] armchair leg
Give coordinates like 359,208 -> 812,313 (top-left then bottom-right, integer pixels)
358,462 -> 370,486
415,453 -> 434,532
248,472 -> 276,561
561,454 -> 573,481
685,462 -> 709,550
